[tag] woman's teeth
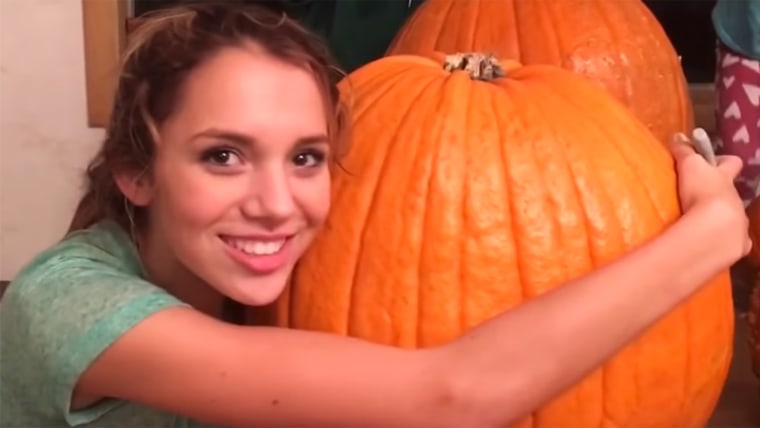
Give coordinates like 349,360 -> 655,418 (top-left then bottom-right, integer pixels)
226,238 -> 286,255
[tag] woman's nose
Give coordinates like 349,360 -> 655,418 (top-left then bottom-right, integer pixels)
241,169 -> 296,223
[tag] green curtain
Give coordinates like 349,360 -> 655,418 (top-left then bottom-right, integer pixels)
134,0 -> 426,73
285,0 -> 425,72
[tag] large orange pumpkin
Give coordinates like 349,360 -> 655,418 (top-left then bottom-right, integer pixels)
271,53 -> 733,427
386,0 -> 693,146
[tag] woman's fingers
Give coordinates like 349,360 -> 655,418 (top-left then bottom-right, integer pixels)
669,132 -> 699,162
715,155 -> 744,179
670,129 -> 718,164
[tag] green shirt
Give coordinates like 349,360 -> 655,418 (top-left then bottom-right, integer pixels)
0,221 -> 203,427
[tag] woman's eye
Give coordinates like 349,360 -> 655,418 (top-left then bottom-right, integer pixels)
292,149 -> 326,168
202,149 -> 242,167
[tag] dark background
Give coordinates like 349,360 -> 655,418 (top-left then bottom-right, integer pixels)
133,0 -> 719,82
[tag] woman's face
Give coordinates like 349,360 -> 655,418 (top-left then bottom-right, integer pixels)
134,43 -> 331,306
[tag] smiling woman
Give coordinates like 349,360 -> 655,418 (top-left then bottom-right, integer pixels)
75,7 -> 341,312
0,2 -> 750,428
1,5 -> 349,426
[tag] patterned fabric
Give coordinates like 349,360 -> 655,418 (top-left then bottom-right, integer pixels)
714,41 -> 760,206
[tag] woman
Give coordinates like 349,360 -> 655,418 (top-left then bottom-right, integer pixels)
0,3 -> 750,428
713,0 -> 760,205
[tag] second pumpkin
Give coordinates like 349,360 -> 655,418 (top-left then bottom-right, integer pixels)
387,0 -> 694,146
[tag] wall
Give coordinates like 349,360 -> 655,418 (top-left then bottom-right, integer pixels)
1,0 -> 104,279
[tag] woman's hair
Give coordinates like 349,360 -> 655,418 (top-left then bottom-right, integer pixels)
68,1 -> 347,233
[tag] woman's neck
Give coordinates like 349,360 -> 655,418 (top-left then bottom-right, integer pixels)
136,230 -> 226,319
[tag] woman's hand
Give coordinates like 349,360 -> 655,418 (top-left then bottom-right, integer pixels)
670,130 -> 751,261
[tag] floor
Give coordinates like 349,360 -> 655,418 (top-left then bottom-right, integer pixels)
707,314 -> 760,427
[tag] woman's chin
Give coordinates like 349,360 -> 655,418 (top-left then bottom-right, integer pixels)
218,272 -> 291,307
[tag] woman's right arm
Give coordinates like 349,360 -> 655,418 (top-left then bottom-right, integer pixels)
75,142 -> 750,428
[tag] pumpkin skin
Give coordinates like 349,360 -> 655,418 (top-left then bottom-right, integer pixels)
386,0 -> 693,147
271,54 -> 733,427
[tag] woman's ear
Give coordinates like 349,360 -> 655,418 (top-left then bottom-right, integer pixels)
114,170 -> 153,207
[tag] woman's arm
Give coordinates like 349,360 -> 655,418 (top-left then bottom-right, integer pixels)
443,202 -> 739,426
75,143 -> 748,428
76,308 -> 453,428
74,204 -> 741,428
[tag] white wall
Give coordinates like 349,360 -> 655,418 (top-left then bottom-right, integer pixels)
1,0 -> 105,279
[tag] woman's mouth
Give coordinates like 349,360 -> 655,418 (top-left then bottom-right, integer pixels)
225,237 -> 286,256
219,235 -> 294,274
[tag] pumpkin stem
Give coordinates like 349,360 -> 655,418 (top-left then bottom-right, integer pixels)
443,53 -> 506,80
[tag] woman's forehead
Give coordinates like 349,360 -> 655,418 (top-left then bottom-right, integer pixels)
165,46 -> 328,140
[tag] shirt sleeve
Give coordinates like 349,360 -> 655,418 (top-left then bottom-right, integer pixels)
1,246 -> 188,426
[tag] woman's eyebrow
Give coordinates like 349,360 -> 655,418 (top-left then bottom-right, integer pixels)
191,128 -> 329,148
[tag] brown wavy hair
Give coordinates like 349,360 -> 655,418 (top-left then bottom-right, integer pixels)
68,1 -> 347,234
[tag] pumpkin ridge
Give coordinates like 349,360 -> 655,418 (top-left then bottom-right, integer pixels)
521,84 -> 593,280
412,118 -> 435,347
459,0 -> 477,54
347,71 -> 444,341
306,65 -> 432,335
509,0 -> 522,60
592,1 -> 617,46
679,300 -> 694,420
536,82 -> 633,354
458,74 -> 509,332
457,83 -> 522,330
408,76 -> 454,347
418,72 -> 479,346
509,81 -> 576,295
311,67 -> 427,334
435,0 -> 458,51
509,82 -> 571,296
525,76 -> 620,267
457,76 -> 474,334
573,106 -> 653,256
346,66 -> 429,132
493,70 -> 609,427
470,0 -> 486,58
542,0 -> 566,62
535,70 -> 673,226
489,86 -> 526,305
336,62 -> 433,192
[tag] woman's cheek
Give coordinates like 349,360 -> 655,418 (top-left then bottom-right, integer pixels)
165,172 -> 245,221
